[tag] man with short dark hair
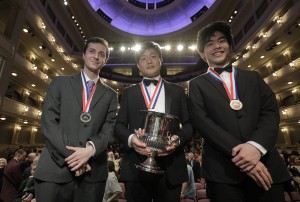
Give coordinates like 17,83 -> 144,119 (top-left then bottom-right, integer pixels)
189,21 -> 290,202
34,37 -> 118,202
115,41 -> 193,202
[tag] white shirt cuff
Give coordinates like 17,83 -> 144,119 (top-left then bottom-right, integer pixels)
128,134 -> 135,147
86,141 -> 96,156
247,141 -> 267,156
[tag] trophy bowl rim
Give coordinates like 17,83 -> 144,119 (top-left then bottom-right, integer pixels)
140,110 -> 177,119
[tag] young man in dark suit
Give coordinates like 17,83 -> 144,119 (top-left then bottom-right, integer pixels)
34,37 -> 118,202
188,21 -> 290,202
115,41 -> 193,202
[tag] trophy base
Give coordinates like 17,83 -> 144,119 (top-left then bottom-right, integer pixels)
135,155 -> 164,174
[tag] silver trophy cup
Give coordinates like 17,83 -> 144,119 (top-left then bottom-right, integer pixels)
135,110 -> 176,174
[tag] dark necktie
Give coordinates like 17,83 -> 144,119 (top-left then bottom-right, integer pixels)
214,64 -> 232,74
143,79 -> 158,86
87,80 -> 95,97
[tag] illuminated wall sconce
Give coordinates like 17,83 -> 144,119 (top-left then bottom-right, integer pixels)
24,91 -> 30,96
273,16 -> 283,24
37,111 -> 42,118
43,65 -> 48,72
272,72 -> 278,78
242,53 -> 248,58
31,64 -> 37,72
44,74 -> 49,80
252,44 -> 257,49
38,97 -> 44,102
281,109 -> 289,118
22,106 -> 29,114
281,128 -> 288,132
16,126 -> 22,130
39,44 -> 46,50
283,50 -> 290,57
292,88 -> 298,94
262,32 -> 268,38
41,22 -> 46,29
289,61 -> 296,68
33,128 -> 38,132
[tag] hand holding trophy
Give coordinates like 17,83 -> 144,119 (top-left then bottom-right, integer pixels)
135,110 -> 178,174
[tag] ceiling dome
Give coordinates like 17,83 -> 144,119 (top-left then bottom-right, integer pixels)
88,0 -> 216,36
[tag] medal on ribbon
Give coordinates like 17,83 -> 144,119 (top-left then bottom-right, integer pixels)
208,67 -> 243,110
80,71 -> 98,123
140,78 -> 163,110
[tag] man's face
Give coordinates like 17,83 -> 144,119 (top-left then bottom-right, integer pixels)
199,31 -> 231,68
137,48 -> 162,78
82,42 -> 108,74
17,153 -> 27,163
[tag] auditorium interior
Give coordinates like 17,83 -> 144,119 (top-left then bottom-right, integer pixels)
0,0 -> 300,173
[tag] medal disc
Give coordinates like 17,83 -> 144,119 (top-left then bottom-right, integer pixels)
230,100 -> 243,110
80,112 -> 92,123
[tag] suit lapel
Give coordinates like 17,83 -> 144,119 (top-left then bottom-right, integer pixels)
204,73 -> 229,102
70,73 -> 83,109
90,79 -> 107,110
136,83 -> 148,110
235,69 -> 245,101
163,80 -> 172,114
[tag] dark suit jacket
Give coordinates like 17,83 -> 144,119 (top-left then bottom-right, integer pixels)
115,80 -> 193,185
34,73 -> 118,183
188,69 -> 290,184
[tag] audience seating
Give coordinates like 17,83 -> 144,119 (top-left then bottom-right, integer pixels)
290,191 -> 300,201
181,199 -> 195,202
195,182 -> 205,190
285,192 -> 292,202
196,189 -> 210,202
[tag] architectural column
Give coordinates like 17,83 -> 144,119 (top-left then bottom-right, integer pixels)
29,127 -> 37,145
11,124 -> 21,144
282,128 -> 292,145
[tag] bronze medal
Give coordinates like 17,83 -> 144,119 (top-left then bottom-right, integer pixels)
80,112 -> 92,123
230,100 -> 243,110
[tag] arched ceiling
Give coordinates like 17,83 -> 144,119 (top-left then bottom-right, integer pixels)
87,0 -> 216,36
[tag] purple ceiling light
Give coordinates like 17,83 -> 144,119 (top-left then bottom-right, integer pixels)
88,0 -> 216,36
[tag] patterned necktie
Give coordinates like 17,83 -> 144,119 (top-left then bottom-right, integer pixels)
87,80 -> 95,97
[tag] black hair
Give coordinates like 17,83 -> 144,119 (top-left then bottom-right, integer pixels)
197,21 -> 233,52
107,160 -> 115,172
83,37 -> 110,59
135,41 -> 162,63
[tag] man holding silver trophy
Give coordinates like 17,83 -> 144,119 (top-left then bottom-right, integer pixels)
115,41 -> 193,202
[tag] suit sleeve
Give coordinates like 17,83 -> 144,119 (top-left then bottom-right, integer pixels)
88,89 -> 118,156
188,78 -> 241,157
41,77 -> 72,166
248,71 -> 280,151
174,87 -> 193,146
114,89 -> 132,150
